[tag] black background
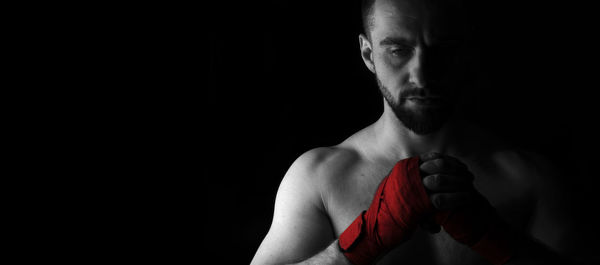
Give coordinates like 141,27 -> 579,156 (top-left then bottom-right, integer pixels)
205,0 -> 597,263
14,1 -> 597,263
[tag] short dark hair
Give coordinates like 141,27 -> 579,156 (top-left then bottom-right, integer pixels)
361,0 -> 376,37
361,0 -> 470,38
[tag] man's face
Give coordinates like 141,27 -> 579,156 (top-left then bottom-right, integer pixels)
364,0 -> 468,135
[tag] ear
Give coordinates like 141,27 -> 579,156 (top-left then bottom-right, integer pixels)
359,34 -> 375,74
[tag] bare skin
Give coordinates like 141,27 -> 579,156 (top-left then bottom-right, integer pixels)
251,112 -> 567,265
251,0 -> 571,264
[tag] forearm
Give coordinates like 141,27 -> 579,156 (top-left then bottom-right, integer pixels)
289,240 -> 351,265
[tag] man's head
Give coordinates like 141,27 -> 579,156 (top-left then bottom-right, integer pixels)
360,0 -> 470,135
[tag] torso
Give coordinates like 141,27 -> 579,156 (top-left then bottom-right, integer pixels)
315,124 -> 538,265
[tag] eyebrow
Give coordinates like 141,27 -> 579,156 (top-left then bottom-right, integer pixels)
379,36 -> 465,47
379,37 -> 414,47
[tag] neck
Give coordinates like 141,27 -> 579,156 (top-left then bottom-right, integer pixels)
372,102 -> 465,160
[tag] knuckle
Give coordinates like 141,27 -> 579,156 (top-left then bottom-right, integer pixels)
424,174 -> 444,189
435,159 -> 446,169
432,174 -> 444,187
420,152 -> 442,163
422,176 -> 432,187
420,161 -> 437,174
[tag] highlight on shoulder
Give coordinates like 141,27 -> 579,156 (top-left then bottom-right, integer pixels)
287,146 -> 363,182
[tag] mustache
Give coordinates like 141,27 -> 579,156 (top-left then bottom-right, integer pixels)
399,87 -> 447,99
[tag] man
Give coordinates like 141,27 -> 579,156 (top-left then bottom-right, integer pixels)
251,0 -> 574,264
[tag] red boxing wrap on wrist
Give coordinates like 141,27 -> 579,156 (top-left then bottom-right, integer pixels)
338,157 -> 433,265
435,200 -> 516,265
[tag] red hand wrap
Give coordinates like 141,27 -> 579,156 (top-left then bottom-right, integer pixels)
435,199 -> 516,265
338,157 -> 433,265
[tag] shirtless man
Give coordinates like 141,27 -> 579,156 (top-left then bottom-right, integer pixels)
251,0 -> 572,264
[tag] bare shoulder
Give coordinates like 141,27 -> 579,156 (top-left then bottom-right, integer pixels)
286,145 -> 363,186
252,146 -> 364,264
279,137 -> 369,213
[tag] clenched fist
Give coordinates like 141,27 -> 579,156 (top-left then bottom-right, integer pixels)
419,152 -> 516,265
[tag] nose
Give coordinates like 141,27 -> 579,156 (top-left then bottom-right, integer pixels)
408,48 -> 439,88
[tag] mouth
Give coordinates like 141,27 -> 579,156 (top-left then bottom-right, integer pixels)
405,97 -> 447,106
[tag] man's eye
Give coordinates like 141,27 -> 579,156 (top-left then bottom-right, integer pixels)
390,46 -> 412,57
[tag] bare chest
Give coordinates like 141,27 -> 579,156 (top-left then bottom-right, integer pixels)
324,159 -> 535,265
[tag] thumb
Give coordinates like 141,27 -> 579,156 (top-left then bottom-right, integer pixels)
420,152 -> 443,163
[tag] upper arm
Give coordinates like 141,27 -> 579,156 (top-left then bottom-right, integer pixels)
251,149 -> 336,265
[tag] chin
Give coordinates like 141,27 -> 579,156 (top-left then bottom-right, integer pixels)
394,107 -> 453,136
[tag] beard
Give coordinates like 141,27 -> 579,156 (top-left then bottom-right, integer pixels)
376,77 -> 455,135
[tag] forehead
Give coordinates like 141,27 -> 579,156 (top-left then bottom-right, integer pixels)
371,0 -> 465,42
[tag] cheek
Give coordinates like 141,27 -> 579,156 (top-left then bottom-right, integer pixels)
374,52 -> 410,90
